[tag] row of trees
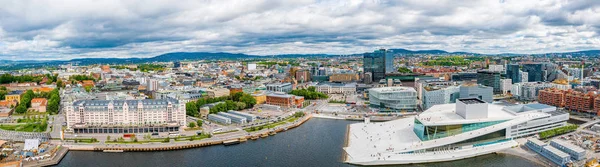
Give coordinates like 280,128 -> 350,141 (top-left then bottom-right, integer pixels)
0,74 -> 45,84
69,74 -> 96,82
185,92 -> 257,117
289,86 -> 328,100
539,124 -> 578,139
0,86 -> 7,100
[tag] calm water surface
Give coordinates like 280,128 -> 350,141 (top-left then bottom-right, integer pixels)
55,118 -> 543,167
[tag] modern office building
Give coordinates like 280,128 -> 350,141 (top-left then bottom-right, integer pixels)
488,65 -> 504,72
266,83 -> 293,93
208,114 -> 231,124
217,112 -> 247,124
363,49 -> 393,81
523,63 -> 544,82
500,79 -> 512,94
519,70 -> 529,83
344,99 -> 569,165
459,83 -> 493,103
506,64 -> 520,83
451,72 -> 478,82
421,85 -> 460,110
65,98 -> 186,133
476,70 -> 501,94
368,87 -> 417,112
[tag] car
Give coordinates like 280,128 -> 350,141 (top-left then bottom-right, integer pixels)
62,122 -> 67,126
151,132 -> 159,136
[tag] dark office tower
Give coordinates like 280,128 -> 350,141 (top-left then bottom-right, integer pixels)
522,63 -> 544,82
477,70 -> 502,94
506,64 -> 520,83
363,49 -> 393,81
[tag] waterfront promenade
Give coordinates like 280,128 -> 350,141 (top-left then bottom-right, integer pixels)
63,114 -> 313,152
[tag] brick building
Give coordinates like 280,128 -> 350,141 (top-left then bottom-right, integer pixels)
565,90 -> 596,113
538,88 -> 566,108
266,93 -> 304,108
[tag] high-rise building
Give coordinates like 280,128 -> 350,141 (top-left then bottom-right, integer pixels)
519,71 -> 529,83
523,63 -> 544,82
363,49 -> 393,81
507,64 -> 520,83
500,79 -> 512,94
295,69 -> 311,83
476,70 -> 501,94
363,72 -> 373,84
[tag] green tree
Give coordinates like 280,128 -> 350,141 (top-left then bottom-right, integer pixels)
84,85 -> 93,92
15,105 -> 27,114
186,102 -> 199,117
56,80 -> 63,88
196,120 -> 203,127
188,122 -> 196,128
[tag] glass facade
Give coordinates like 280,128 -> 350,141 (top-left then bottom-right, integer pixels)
368,87 -> 417,111
506,64 -> 520,83
523,63 -> 544,82
476,71 -> 501,94
413,119 -> 506,141
363,49 -> 393,81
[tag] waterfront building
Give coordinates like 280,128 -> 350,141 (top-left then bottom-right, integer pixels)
368,87 -> 417,112
315,82 -> 356,95
344,99 -> 569,165
228,110 -> 257,122
266,83 -> 292,93
65,98 -> 186,133
525,138 -> 571,166
550,140 -> 586,161
329,73 -> 359,83
523,63 -> 544,82
476,70 -> 501,94
511,82 -> 563,101
217,112 -> 247,124
363,49 -> 393,82
208,114 -> 231,124
459,83 -> 493,103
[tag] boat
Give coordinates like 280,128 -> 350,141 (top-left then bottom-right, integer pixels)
222,139 -> 240,146
250,135 -> 259,140
269,131 -> 277,136
260,133 -> 268,138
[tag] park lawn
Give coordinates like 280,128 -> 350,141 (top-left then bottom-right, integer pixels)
0,123 -> 45,132
244,116 -> 299,132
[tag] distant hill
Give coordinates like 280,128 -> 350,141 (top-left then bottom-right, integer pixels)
1,49 -> 599,70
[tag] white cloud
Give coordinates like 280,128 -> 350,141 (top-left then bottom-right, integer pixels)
0,0 -> 599,60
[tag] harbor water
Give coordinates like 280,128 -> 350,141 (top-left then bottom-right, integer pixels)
55,118 -> 543,167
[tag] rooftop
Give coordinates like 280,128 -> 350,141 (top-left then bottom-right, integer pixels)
458,98 -> 485,104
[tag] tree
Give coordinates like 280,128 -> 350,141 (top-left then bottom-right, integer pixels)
15,105 -> 27,114
84,85 -> 93,92
185,102 -> 198,117
56,80 -> 64,88
196,120 -> 203,127
188,122 -> 196,128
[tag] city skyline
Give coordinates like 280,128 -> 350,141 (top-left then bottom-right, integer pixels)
1,0 -> 599,60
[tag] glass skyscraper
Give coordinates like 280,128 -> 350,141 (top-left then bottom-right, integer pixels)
363,49 -> 393,81
506,64 -> 521,83
523,63 -> 544,82
476,70 -> 501,94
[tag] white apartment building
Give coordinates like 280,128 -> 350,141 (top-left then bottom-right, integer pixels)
65,98 -> 186,133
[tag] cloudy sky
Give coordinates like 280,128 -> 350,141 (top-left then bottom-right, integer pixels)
0,0 -> 599,60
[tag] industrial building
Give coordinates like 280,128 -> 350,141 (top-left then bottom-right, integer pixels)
228,110 -> 257,122
217,112 -> 247,124
208,114 -> 232,124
